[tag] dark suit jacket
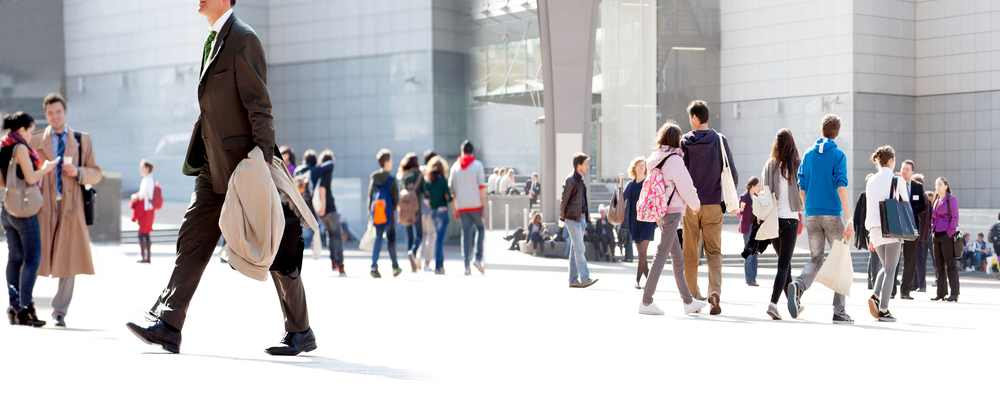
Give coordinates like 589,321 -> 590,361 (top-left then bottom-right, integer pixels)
907,180 -> 927,229
525,180 -> 540,198
183,13 -> 276,194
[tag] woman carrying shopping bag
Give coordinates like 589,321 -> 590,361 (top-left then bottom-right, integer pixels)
621,157 -> 658,289
760,129 -> 803,320
865,146 -> 906,322
636,121 -> 707,316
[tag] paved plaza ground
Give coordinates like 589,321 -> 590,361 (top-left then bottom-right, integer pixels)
3,230 -> 999,395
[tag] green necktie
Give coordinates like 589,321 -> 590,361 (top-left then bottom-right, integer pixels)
201,31 -> 217,71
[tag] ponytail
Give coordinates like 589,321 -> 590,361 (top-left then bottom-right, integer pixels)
2,112 -> 34,133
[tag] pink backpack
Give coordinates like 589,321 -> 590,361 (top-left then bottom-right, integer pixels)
636,154 -> 678,222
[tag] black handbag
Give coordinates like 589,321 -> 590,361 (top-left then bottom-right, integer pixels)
944,194 -> 963,259
879,177 -> 918,241
75,132 -> 96,226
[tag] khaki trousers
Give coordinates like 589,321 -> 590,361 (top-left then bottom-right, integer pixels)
682,204 -> 723,300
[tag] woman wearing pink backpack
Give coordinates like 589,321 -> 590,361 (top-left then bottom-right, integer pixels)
637,122 -> 706,316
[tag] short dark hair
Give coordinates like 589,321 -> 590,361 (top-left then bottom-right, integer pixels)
461,140 -> 474,155
687,100 -> 709,124
302,149 -> 317,166
231,0 -> 236,6
2,112 -> 34,132
43,93 -> 66,111
423,149 -> 438,165
376,148 -> 392,167
902,159 -> 915,172
822,114 -> 841,139
572,152 -> 589,168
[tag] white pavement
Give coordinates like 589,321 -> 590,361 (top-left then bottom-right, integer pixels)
3,232 -> 999,395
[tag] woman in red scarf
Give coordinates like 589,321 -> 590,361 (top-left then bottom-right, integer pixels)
2,112 -> 59,327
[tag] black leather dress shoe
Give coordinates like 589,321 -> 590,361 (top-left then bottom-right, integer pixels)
945,295 -> 958,302
126,321 -> 181,353
265,327 -> 317,356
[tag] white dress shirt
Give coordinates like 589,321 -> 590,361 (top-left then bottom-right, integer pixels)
201,8 -> 233,77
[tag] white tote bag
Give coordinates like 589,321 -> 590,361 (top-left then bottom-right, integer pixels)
752,186 -> 778,241
719,135 -> 739,210
816,239 -> 854,297
358,223 -> 376,252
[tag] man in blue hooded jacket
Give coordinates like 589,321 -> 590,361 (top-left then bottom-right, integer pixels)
788,114 -> 856,324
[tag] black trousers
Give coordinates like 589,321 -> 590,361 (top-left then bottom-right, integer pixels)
914,241 -> 928,289
899,240 -> 918,294
769,218 -> 798,304
150,166 -> 310,333
932,232 -> 960,298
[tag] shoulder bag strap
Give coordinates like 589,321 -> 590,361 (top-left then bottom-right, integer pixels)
719,134 -> 730,169
889,176 -> 897,200
75,132 -> 83,166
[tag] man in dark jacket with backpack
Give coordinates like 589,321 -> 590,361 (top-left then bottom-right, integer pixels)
369,148 -> 400,278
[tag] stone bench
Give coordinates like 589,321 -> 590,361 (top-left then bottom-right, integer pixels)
519,240 -> 600,261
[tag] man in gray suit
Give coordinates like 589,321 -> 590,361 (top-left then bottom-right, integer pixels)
126,0 -> 316,356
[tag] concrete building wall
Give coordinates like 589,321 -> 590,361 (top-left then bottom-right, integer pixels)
0,0 -> 65,117
719,0 -> 853,102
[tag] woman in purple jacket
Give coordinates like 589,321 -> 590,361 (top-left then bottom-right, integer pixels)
930,177 -> 960,302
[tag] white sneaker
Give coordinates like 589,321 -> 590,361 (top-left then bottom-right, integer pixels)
423,264 -> 432,272
684,300 -> 708,315
639,302 -> 664,315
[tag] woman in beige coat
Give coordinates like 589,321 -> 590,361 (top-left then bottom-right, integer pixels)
29,96 -> 102,327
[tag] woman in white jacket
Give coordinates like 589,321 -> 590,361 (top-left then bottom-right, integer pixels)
865,145 -> 905,322
638,121 -> 707,316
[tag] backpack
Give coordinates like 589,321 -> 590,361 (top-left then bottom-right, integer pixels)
990,222 -> 1000,245
294,169 -> 312,204
152,181 -> 163,210
371,175 -> 395,225
398,173 -> 422,226
636,154 -> 678,222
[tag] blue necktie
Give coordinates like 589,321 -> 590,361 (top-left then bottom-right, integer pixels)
56,135 -> 65,194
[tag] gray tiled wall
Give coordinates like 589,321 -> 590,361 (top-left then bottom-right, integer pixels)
916,91 -> 1000,209
852,93 -> 916,200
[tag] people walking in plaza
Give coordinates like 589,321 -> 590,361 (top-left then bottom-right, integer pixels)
279,145 -> 295,175
912,174 -> 931,292
420,150 -> 439,271
369,148 -> 400,278
294,150 -> 319,256
853,173 -> 880,289
130,159 -> 158,264
3,112 -> 59,327
638,121 -> 706,315
738,176 -> 760,286
423,155 -> 451,274
930,177 -> 960,302
560,153 -> 598,288
127,0 -> 317,356
398,152 -> 424,273
450,140 -> 487,275
863,146 -> 905,322
680,100 -> 737,315
761,129 -> 803,320
898,161 -> 926,299
30,93 -> 102,328
788,115 -> 855,324
621,157 -> 656,289
315,150 -> 343,275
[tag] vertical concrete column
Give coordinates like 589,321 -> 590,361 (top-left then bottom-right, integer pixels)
537,0 -> 600,223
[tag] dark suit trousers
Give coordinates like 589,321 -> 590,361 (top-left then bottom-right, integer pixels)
900,240 -> 918,293
150,165 -> 310,333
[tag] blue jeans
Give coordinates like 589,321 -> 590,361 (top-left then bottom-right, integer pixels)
302,226 -> 315,249
565,219 -> 590,283
563,227 -> 571,257
459,210 -> 485,267
3,208 -> 41,310
973,251 -> 989,270
431,208 -> 450,270
371,222 -> 399,270
742,233 -> 758,283
405,222 -> 423,256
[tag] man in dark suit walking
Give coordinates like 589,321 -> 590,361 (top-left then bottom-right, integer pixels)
898,160 -> 927,299
126,0 -> 316,356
